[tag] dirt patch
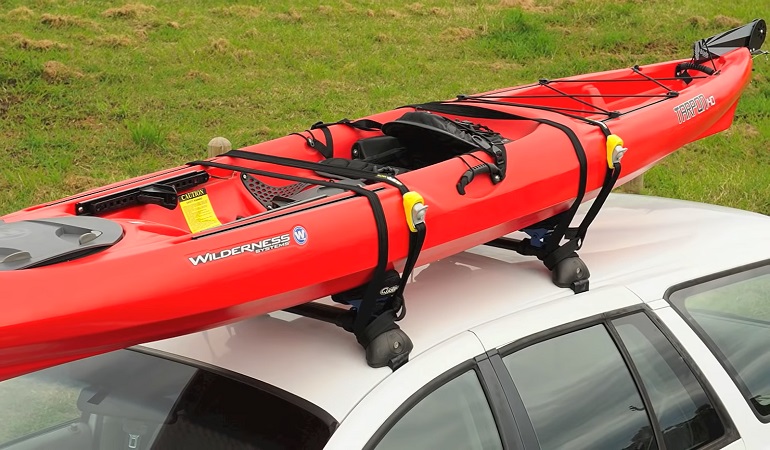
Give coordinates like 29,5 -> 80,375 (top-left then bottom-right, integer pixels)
318,5 -> 333,14
74,116 -> 104,130
62,174 -> 100,194
41,14 -> 100,29
0,94 -> 21,119
725,122 -> 761,138
209,6 -> 263,18
430,7 -> 448,17
441,27 -> 476,41
276,9 -> 302,23
167,21 -> 180,29
497,0 -> 552,13
255,125 -> 271,136
489,60 -> 522,72
751,73 -> 766,84
6,7 -> 35,20
185,70 -> 211,82
712,15 -> 742,29
41,61 -> 84,83
12,34 -> 70,51
205,38 -> 252,59
384,10 -> 404,19
102,3 -> 156,19
209,38 -> 230,54
687,16 -> 708,29
97,35 -> 133,47
405,3 -> 425,15
340,1 -> 357,13
232,49 -> 254,60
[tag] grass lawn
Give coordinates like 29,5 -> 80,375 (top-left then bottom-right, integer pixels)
0,0 -> 768,215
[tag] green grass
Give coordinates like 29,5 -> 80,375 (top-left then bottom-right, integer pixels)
127,118 -> 166,151
0,0 -> 768,214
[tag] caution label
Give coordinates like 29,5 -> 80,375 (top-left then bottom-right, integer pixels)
179,188 -> 222,233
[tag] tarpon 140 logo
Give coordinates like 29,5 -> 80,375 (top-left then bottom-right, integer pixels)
293,226 -> 308,245
673,93 -> 716,125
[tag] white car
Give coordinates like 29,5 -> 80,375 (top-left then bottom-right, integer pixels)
1,194 -> 768,450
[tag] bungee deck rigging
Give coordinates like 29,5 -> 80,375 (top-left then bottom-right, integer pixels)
0,19 -> 764,380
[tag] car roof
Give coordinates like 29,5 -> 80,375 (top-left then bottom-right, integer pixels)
140,193 -> 770,421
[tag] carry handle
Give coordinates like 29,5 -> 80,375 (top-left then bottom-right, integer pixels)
136,184 -> 178,210
457,163 -> 500,195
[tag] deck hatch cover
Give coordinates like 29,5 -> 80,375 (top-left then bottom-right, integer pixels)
0,217 -> 123,270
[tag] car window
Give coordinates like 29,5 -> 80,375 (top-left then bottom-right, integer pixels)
0,374 -> 82,443
0,350 -> 333,450
612,313 -> 725,449
502,325 -> 657,450
374,370 -> 503,450
669,267 -> 770,419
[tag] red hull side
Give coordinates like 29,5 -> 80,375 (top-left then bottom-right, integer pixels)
0,49 -> 755,380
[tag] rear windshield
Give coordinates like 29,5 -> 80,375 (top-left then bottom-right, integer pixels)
668,265 -> 770,420
0,349 -> 333,449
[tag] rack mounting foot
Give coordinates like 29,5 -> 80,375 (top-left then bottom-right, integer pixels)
551,255 -> 590,294
485,236 -> 590,294
284,302 -> 413,370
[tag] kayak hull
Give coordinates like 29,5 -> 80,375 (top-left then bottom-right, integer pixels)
0,48 -> 756,380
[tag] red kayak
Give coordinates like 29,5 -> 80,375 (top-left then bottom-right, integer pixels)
0,20 -> 765,378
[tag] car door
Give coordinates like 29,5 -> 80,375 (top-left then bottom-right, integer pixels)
326,331 -> 515,450
658,260 -> 770,449
473,285 -> 744,450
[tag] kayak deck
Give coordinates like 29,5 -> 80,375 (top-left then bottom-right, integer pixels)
0,17 -> 763,380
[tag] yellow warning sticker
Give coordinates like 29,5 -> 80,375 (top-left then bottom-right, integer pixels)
179,188 -> 222,233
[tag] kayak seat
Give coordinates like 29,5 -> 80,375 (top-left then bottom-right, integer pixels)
380,111 -> 499,168
314,134 -> 410,177
351,135 -> 406,164
317,157 -> 408,177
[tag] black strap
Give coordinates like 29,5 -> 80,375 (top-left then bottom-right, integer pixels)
312,118 -> 384,132
295,119 -> 385,158
411,101 -> 624,280
411,101 -> 588,256
317,126 -> 334,158
189,159 -> 392,320
206,150 -> 427,332
356,310 -> 399,348
289,129 -> 333,158
567,161 -> 622,248
223,149 -> 409,195
392,221 -> 426,319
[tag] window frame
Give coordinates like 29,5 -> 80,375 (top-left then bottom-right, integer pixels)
492,306 -> 738,450
665,259 -> 770,424
0,417 -> 86,449
364,357 -> 523,450
133,347 -> 340,436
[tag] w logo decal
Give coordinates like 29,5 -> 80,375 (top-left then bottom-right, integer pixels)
292,226 -> 308,245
